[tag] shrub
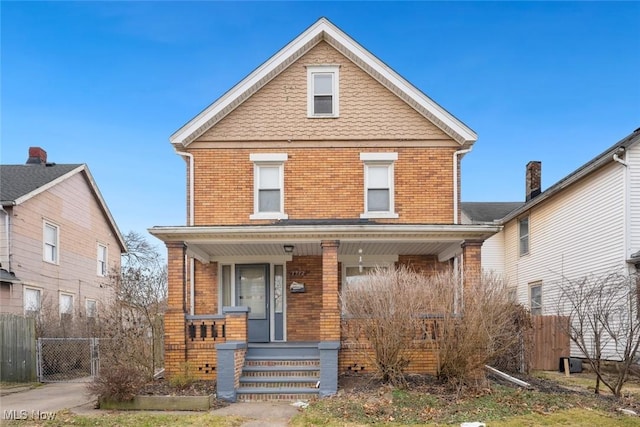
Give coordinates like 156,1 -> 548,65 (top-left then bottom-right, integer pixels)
88,363 -> 147,402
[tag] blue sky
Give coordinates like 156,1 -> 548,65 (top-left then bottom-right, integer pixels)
2,1 -> 639,242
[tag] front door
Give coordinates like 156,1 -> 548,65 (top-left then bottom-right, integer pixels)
236,264 -> 269,342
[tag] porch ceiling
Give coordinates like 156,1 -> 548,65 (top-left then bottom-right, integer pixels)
148,223 -> 501,262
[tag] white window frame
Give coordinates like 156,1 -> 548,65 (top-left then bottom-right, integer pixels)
307,65 -> 340,118
59,292 -> 74,317
24,286 -> 42,316
360,153 -> 399,219
86,299 -> 97,318
43,220 -> 59,264
250,153 -> 288,220
519,216 -> 530,256
530,282 -> 542,316
97,243 -> 108,276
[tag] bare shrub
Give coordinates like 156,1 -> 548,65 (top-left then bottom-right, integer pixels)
341,266 -> 432,386
557,272 -> 640,397
87,362 -> 147,402
341,266 -> 530,390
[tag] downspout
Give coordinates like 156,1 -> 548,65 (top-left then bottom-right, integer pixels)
613,148 -> 631,273
453,147 -> 473,224
175,149 -> 195,316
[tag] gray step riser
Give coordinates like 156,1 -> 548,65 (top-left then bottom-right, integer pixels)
244,360 -> 319,367
239,381 -> 318,389
246,348 -> 319,358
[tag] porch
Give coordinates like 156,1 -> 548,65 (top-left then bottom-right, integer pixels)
150,222 -> 500,400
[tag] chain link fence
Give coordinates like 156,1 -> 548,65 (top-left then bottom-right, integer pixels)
37,338 -> 100,382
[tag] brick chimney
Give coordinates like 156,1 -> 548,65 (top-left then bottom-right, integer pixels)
26,147 -> 47,165
526,161 -> 541,201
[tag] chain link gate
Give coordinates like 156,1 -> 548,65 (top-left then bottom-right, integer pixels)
37,338 -> 100,382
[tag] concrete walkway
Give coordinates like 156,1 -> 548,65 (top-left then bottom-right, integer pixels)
0,382 -> 301,426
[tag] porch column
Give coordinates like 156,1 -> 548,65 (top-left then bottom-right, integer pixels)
164,241 -> 187,378
461,239 -> 483,292
319,240 -> 340,397
320,240 -> 340,341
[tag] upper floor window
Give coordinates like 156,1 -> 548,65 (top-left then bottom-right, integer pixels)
24,287 -> 41,316
97,243 -> 107,276
250,153 -> 288,220
360,153 -> 399,219
307,65 -> 339,117
43,221 -> 59,264
519,216 -> 530,256
530,282 -> 542,315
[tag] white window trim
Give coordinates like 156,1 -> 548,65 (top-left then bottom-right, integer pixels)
307,65 -> 340,118
360,153 -> 399,219
43,220 -> 59,264
59,292 -> 74,317
23,286 -> 42,315
86,298 -> 97,318
97,243 -> 108,277
250,153 -> 289,220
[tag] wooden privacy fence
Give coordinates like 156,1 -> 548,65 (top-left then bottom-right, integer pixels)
531,315 -> 570,370
0,314 -> 37,382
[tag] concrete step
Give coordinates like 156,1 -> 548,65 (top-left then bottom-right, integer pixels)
236,387 -> 319,402
239,376 -> 319,389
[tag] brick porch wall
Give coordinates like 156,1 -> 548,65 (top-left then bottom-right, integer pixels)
286,256 -> 322,341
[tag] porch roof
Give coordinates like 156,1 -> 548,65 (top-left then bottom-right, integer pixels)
148,223 -> 500,263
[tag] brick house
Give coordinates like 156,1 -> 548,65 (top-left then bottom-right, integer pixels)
149,18 -> 499,401
0,147 -> 126,321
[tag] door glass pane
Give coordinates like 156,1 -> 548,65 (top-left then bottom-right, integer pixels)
237,266 -> 266,320
274,265 -> 283,313
368,189 -> 389,211
221,265 -> 231,308
368,166 -> 389,187
259,166 -> 279,188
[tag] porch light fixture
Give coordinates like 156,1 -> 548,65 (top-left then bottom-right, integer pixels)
283,245 -> 295,254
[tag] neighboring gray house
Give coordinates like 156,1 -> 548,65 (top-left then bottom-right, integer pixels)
0,147 -> 126,320
464,127 -> 640,358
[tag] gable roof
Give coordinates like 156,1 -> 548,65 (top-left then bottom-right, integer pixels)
170,17 -> 477,148
0,164 -> 127,253
461,202 -> 524,224
501,127 -> 640,224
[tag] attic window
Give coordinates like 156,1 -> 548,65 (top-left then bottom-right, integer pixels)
307,65 -> 339,117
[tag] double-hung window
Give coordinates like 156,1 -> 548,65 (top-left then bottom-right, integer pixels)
250,153 -> 288,220
97,243 -> 107,276
24,287 -> 42,316
530,282 -> 542,315
60,293 -> 74,319
307,65 -> 339,117
360,153 -> 398,218
519,216 -> 530,256
43,221 -> 59,264
86,299 -> 97,318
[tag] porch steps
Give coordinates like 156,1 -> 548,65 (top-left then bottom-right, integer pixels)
236,343 -> 320,402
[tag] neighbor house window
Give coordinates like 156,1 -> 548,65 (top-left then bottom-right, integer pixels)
60,293 -> 74,318
360,153 -> 398,218
519,216 -> 530,256
530,282 -> 542,315
97,243 -> 107,276
43,221 -> 59,264
250,153 -> 288,220
24,287 -> 42,316
86,299 -> 97,318
307,65 -> 339,117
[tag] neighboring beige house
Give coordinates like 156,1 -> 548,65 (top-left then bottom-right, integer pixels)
0,147 -> 126,321
465,127 -> 640,358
